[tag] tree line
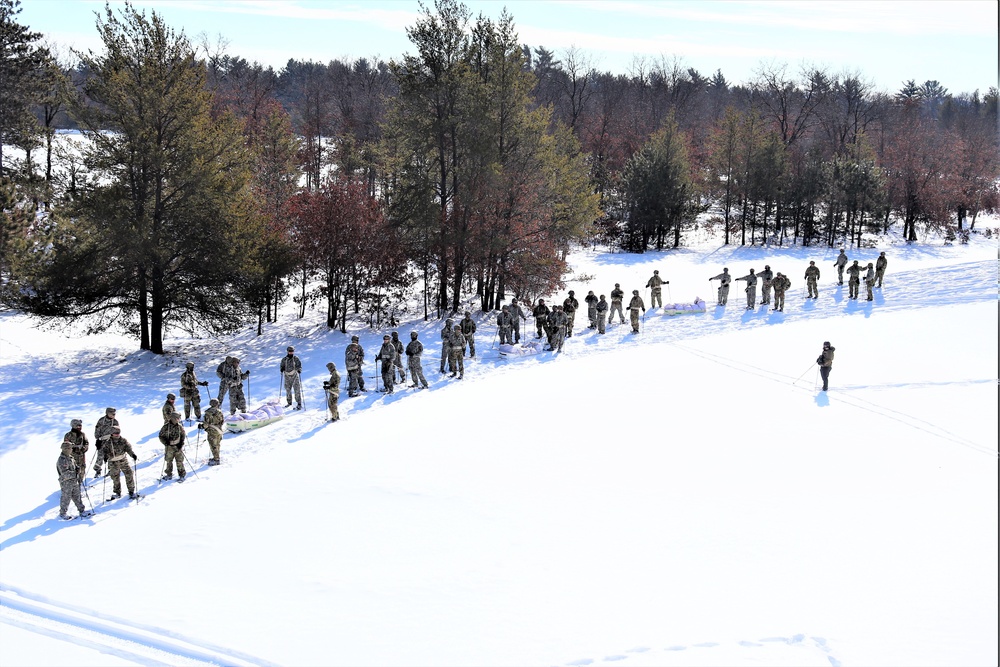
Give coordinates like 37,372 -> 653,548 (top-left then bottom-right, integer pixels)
1,0 -> 997,352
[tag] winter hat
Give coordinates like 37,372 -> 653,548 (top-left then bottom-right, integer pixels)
410,331 -> 418,338
351,336 -> 359,342
326,362 -> 336,371
186,362 -> 194,368
287,346 -> 295,353
70,419 -> 83,428
209,398 -> 219,407
167,393 -> 176,400
169,412 -> 181,422
111,426 -> 122,435
61,442 -> 73,452
106,407 -> 116,415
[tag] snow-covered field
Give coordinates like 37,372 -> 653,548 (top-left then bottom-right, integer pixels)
1,232 -> 997,667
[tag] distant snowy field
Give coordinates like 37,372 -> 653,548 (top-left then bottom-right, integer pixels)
1,230 -> 997,667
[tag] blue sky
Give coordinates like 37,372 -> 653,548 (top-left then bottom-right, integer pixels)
19,0 -> 999,94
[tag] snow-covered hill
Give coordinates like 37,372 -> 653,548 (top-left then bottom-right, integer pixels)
1,234 -> 997,666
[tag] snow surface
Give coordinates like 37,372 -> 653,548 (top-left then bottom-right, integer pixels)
1,233 -> 997,667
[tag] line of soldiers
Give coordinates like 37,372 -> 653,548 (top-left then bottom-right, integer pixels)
709,251 -> 889,308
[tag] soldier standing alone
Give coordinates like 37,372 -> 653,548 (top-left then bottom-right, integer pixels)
804,261 -> 820,299
201,398 -> 225,465
875,251 -> 888,287
180,362 -> 209,422
817,341 -> 835,391
280,346 -> 303,410
834,249 -> 848,285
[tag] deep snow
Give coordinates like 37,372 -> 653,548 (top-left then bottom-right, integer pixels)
1,233 -> 997,667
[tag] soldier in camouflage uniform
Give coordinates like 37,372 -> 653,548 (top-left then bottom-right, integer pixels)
323,362 -> 341,422
562,291 -> 579,337
759,265 -> 774,305
162,393 -> 178,423
460,312 -> 477,357
57,442 -> 88,519
510,298 -> 525,343
846,260 -> 863,299
609,284 -> 626,323
645,270 -> 666,308
875,252 -> 888,287
180,362 -> 209,421
405,331 -> 429,389
280,346 -> 303,409
628,290 -> 645,333
93,408 -> 118,478
709,269 -> 731,306
216,356 -> 233,403
439,319 -> 454,373
532,300 -> 549,339
345,336 -> 366,397
735,269 -> 758,310
585,291 -> 598,329
448,324 -> 466,378
497,306 -> 514,345
549,305 -> 568,351
771,272 -> 791,312
863,262 -> 875,301
223,357 -> 249,414
804,261 -> 820,299
201,398 -> 225,465
390,332 -> 406,383
376,335 -> 397,394
158,412 -> 187,481
596,295 -> 608,334
834,248 -> 848,285
103,427 -> 138,498
63,419 -> 89,482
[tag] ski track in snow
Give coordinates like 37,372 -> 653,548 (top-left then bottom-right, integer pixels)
0,583 -> 278,667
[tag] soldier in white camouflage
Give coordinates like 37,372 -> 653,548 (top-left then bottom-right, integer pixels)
628,290 -> 645,333
376,335 -> 397,394
532,300 -> 549,339
772,272 -> 791,312
280,346 -> 303,409
180,362 -> 209,421
63,419 -> 89,482
158,412 -> 187,480
161,393 -> 178,422
846,260 -> 863,299
735,269 -> 758,310
201,398 -> 225,465
609,284 -> 626,323
221,357 -> 250,414
57,442 -> 88,519
509,298 -> 526,343
596,295 -> 608,334
448,324 -> 466,378
323,363 -> 341,422
405,331 -> 429,389
460,312 -> 477,357
439,319 -> 453,372
345,336 -> 366,396
709,269 -> 731,306
103,427 -> 138,498
93,408 -> 118,478
759,265 -> 774,305
497,306 -> 514,344
390,332 -> 406,383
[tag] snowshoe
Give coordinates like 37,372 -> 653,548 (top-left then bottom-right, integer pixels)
160,474 -> 173,481
107,493 -> 121,500
58,514 -> 72,521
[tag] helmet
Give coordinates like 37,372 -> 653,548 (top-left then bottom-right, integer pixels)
765,265 -> 770,270
538,299 -> 544,304
809,261 -> 815,265
61,442 -> 73,452
351,336 -> 359,342
391,331 -> 399,338
71,419 -> 83,428
867,262 -> 873,267
170,412 -> 181,421
823,341 -> 831,348
749,268 -> 755,273
615,283 -> 620,287
166,393 -> 176,400
411,331 -> 418,338
106,407 -> 116,415
465,311 -> 471,317
231,357 -> 240,365
287,346 -> 294,353
209,398 -> 219,407
445,318 -> 453,324
111,426 -> 122,435
326,362 -> 336,370
633,290 -> 639,294
654,270 -> 659,274
880,251 -> 885,256
383,335 -> 390,340
186,362 -> 194,368
723,267 -> 728,271
568,290 -> 575,296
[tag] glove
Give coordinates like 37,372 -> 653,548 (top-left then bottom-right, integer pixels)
197,422 -> 204,430
199,381 -> 209,386
665,281 -> 670,284
130,453 -> 137,461
246,370 -> 250,376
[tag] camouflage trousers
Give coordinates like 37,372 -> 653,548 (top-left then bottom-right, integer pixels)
849,278 -> 860,299
744,286 -> 756,308
440,343 -> 449,372
183,391 -> 202,420
408,357 -> 428,388
228,383 -> 246,414
717,285 -> 729,305
59,479 -> 85,515
73,450 -> 87,482
609,301 -> 625,323
773,290 -> 785,311
597,311 -> 606,334
806,278 -> 818,298
587,307 -> 597,328
650,289 -> 662,308
820,366 -> 832,391
630,308 -> 641,332
875,267 -> 885,287
565,312 -> 576,337
550,326 -> 565,351
448,347 -> 465,376
206,427 -> 223,461
163,445 -> 186,478
512,319 -> 521,343
865,279 -> 874,301
837,266 -> 845,284
535,316 -> 547,338
380,359 -> 395,392
283,372 -> 302,406
394,354 -> 406,382
347,368 -> 365,395
464,333 -> 476,357
499,325 -> 512,345
326,390 -> 340,420
217,381 -> 229,404
108,458 -> 135,495
761,281 -> 772,304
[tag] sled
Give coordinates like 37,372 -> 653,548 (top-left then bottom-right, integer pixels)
498,340 -> 546,357
661,297 -> 707,316
225,399 -> 285,433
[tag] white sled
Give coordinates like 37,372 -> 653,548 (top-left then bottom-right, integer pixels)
499,341 -> 546,357
225,399 -> 285,433
661,297 -> 707,316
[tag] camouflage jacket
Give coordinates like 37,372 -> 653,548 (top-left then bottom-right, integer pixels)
759,268 -> 774,283
710,271 -> 731,285
326,370 -> 341,398
405,340 -> 424,358
585,294 -> 599,311
804,265 -> 820,281
846,264 -> 863,282
102,436 -> 136,464
773,275 -> 791,293
532,304 -> 550,320
63,429 -> 89,454
216,361 -> 228,380
596,299 -> 608,313
391,337 -> 404,356
158,422 -> 186,448
835,252 -> 848,268
345,343 -> 364,371
202,407 -> 225,434
280,355 -> 302,375
562,296 -> 579,313
864,266 -> 875,282
549,310 -> 568,330
460,317 -> 477,335
645,275 -> 664,291
220,361 -> 246,387
57,453 -> 79,483
736,273 -> 757,287
509,303 -> 525,320
180,370 -> 205,398
611,289 -> 624,303
876,255 -> 887,271
162,401 -> 177,422
94,416 -> 119,447
628,295 -> 645,311
497,311 -> 514,328
449,328 -> 466,350
376,341 -> 397,364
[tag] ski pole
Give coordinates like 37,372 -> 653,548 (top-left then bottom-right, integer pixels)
247,374 -> 251,405
278,373 -> 283,401
298,374 -> 306,410
194,428 -> 201,466
80,479 -> 95,514
792,363 -> 815,384
667,283 -> 672,302
181,448 -> 200,480
101,464 -> 107,507
491,327 -> 498,350
132,457 -> 140,504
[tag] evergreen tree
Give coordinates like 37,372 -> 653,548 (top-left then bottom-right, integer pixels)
0,0 -> 50,178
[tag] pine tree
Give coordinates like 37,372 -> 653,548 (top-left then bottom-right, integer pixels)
0,0 -> 50,178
